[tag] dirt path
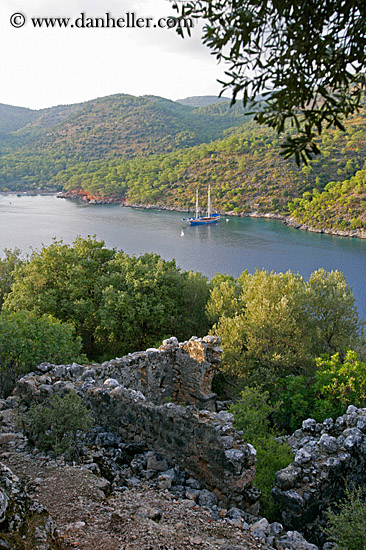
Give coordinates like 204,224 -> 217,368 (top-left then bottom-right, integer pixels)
1,439 -> 270,550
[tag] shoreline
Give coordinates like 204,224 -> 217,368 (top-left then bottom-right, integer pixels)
121,202 -> 366,240
16,190 -> 366,240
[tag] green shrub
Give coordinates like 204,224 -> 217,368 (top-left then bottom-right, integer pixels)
23,392 -> 94,458
324,485 -> 366,550
0,310 -> 86,398
229,387 -> 293,519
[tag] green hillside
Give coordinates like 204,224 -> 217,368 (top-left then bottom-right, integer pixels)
177,96 -> 231,107
0,93 -> 366,233
0,104 -> 38,133
289,170 -> 366,231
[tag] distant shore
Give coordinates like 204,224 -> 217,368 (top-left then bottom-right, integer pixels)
48,191 -> 366,240
121,202 -> 366,240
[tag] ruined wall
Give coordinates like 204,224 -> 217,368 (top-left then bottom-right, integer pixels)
15,336 -> 260,512
273,405 -> 366,545
17,335 -> 221,411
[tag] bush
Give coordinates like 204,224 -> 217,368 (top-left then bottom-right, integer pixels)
0,310 -> 86,398
23,392 -> 94,458
229,387 -> 293,519
324,485 -> 366,550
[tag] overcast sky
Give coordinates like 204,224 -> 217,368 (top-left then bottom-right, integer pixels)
0,0 -> 228,110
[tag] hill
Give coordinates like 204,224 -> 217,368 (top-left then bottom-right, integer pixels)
176,95 -> 231,107
0,94 -> 247,160
1,93 -> 366,234
0,103 -> 39,133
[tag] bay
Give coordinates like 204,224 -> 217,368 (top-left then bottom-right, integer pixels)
0,194 -> 365,320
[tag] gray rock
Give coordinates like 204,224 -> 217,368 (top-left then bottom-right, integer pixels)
186,477 -> 201,489
217,411 -> 235,424
302,419 -> 317,432
37,362 -> 53,373
294,448 -> 312,464
279,530 -> 319,549
356,416 -> 366,433
226,507 -> 245,520
322,418 -> 334,431
0,489 -> 8,523
342,427 -> 363,450
270,521 -> 283,535
197,489 -> 218,508
146,453 -> 168,472
158,469 -> 176,490
185,488 -> 200,501
103,378 -> 120,390
224,448 -> 245,474
250,517 -> 270,536
275,464 -> 302,490
318,434 -> 338,454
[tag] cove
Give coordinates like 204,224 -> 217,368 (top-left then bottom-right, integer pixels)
0,194 -> 365,319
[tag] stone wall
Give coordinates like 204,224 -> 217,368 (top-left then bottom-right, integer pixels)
17,335 -> 221,411
273,405 -> 366,545
15,336 -> 260,512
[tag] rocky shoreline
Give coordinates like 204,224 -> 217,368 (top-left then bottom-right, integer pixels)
57,192 -> 366,239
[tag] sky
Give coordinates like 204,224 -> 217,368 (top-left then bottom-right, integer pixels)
0,0 -> 228,110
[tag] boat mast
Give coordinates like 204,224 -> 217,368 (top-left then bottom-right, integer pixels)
195,189 -> 199,219
207,185 -> 211,218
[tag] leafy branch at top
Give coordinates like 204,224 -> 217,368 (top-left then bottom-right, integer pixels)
173,0 -> 366,164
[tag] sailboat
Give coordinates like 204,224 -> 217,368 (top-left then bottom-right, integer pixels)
183,186 -> 220,226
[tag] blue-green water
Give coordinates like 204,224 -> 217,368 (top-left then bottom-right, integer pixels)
0,194 -> 365,319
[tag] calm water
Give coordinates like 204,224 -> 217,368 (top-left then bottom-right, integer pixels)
0,194 -> 365,319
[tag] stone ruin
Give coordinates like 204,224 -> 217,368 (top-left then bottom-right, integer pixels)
15,335 -> 259,512
273,405 -> 366,546
6,334 -> 366,549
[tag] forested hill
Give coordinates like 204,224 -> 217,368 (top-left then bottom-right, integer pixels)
0,94 -> 247,160
176,96 -> 231,107
1,94 -> 366,233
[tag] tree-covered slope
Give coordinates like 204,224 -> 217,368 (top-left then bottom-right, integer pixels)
1,94 -> 366,233
0,104 -> 39,133
0,94 -> 247,162
176,96 -> 231,107
289,170 -> 366,231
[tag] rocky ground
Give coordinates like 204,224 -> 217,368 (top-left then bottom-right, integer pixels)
0,406 -> 284,550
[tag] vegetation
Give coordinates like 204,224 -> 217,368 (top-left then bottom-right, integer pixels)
1,237 -> 365,439
324,484 -> 366,550
289,169 -> 366,231
175,0 -> 366,162
1,93 -> 366,234
23,392 -> 94,457
229,387 -> 293,519
207,268 -> 360,382
277,350 -> 366,431
2,236 -> 210,360
0,310 -> 84,398
207,268 -> 363,431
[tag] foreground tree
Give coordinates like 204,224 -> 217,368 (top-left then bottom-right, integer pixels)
208,268 -> 362,388
174,0 -> 366,163
0,310 -> 84,398
3,237 -> 210,360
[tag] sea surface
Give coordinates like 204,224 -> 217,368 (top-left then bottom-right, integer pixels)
0,194 -> 365,319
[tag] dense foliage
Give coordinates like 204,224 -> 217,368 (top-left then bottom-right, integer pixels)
2,237 -> 210,360
207,268 -> 360,384
289,169 -> 366,231
229,387 -> 293,519
0,310 -> 84,398
277,351 -> 366,431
